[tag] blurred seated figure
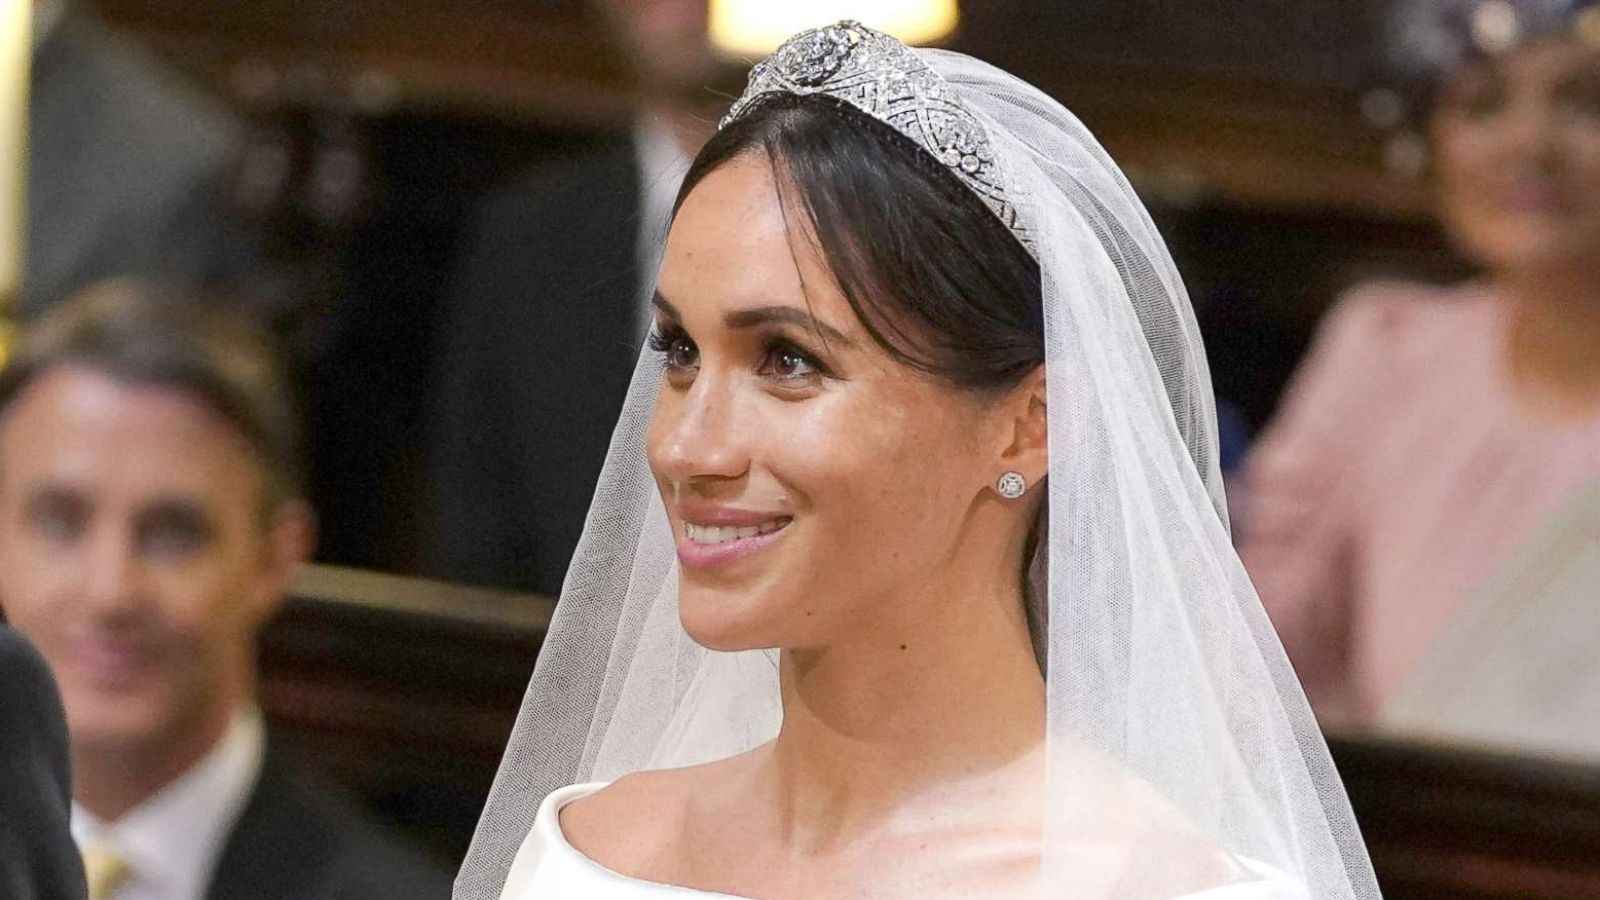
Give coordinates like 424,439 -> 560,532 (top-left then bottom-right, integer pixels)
0,624 -> 87,900
427,0 -> 739,594
1385,485 -> 1600,760
24,1 -> 251,317
0,282 -> 452,900
1239,1 -> 1600,727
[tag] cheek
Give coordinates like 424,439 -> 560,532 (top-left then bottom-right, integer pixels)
645,390 -> 678,484
1435,132 -> 1496,217
1572,136 -> 1600,213
157,580 -> 227,643
1433,119 -> 1490,174
0,532 -> 78,641
774,393 -> 980,567
1433,129 -> 1549,264
143,545 -> 263,657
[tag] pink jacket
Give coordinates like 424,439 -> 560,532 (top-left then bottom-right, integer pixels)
1238,282 -> 1600,723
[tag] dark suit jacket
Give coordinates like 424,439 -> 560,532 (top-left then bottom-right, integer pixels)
427,138 -> 646,595
0,626 -> 88,900
206,751 -> 453,900
24,5 -> 248,315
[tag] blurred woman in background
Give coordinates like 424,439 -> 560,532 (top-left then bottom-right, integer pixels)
1240,0 -> 1600,732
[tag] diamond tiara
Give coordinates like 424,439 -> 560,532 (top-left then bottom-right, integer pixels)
721,21 -> 1033,253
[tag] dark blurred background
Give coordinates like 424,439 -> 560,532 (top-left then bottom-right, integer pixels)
90,0 -> 1463,573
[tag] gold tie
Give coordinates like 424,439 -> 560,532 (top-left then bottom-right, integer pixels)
80,844 -> 131,900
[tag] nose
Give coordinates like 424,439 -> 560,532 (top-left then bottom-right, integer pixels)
81,527 -> 149,622
649,370 -> 751,488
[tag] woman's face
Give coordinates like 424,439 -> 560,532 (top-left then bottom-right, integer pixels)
1432,38 -> 1600,275
647,154 -> 1021,652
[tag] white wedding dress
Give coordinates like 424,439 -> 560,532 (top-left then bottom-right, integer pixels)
456,24 -> 1380,900
498,783 -> 1312,900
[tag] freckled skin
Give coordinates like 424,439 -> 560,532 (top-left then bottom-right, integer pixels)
559,156 -> 1241,898
646,157 -> 1002,655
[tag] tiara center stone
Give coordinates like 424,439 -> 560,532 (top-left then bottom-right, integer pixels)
779,20 -> 866,86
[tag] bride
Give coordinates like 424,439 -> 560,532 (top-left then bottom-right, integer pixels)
455,22 -> 1380,900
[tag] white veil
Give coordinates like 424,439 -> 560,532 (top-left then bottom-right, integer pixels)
456,25 -> 1379,900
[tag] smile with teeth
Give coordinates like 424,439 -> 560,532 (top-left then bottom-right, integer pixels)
684,518 -> 790,545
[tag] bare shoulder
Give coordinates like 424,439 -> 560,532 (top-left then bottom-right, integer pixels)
1052,741 -> 1252,896
558,753 -> 756,872
558,768 -> 684,870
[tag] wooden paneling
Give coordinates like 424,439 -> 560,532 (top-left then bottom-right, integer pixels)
90,0 -> 1430,218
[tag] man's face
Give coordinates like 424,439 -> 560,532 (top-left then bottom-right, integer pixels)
0,367 -> 301,757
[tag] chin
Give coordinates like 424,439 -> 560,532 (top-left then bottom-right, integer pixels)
1465,220 -> 1599,273
64,693 -> 178,752
677,583 -> 793,653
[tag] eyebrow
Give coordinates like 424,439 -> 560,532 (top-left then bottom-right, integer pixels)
652,292 -> 856,348
138,496 -> 215,524
22,484 -> 86,513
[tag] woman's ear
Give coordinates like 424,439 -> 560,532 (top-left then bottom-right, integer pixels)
997,366 -> 1048,488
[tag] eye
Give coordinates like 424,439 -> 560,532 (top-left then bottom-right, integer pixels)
1556,79 -> 1600,121
137,505 -> 214,560
1445,71 -> 1506,121
26,494 -> 85,545
1459,87 -> 1506,120
758,339 -> 827,384
648,324 -> 699,373
141,522 -> 206,558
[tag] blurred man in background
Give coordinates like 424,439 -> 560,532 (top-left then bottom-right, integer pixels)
0,282 -> 451,900
427,0 -> 741,595
25,1 -> 251,317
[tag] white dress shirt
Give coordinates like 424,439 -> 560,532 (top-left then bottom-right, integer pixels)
71,711 -> 266,900
633,114 -> 695,338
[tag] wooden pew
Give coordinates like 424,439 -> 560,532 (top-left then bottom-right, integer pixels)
263,566 -> 1600,895
260,565 -> 551,863
1330,733 -> 1600,900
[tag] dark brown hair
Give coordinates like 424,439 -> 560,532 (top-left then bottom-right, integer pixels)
675,93 -> 1045,393
0,279 -> 302,510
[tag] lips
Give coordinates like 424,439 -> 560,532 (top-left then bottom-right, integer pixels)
68,635 -> 159,689
684,518 -> 789,545
1498,179 -> 1572,215
676,514 -> 792,568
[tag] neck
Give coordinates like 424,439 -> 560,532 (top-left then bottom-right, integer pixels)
1497,265 -> 1600,420
73,695 -> 247,823
762,525 -> 1046,851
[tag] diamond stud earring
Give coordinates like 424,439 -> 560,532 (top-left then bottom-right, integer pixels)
996,471 -> 1027,499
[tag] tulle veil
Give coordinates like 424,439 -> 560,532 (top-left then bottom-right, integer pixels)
455,23 -> 1380,900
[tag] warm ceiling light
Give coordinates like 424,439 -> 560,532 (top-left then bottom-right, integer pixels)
709,0 -> 960,58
